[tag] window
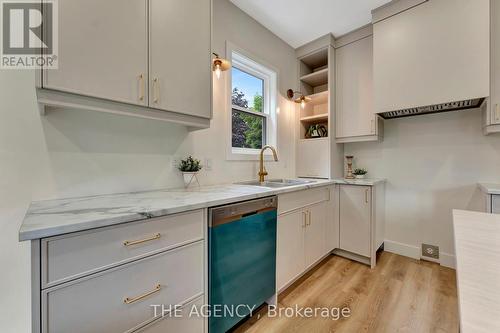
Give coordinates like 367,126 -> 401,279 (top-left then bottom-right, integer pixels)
227,45 -> 278,160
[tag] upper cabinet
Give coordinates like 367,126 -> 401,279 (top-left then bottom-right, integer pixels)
335,26 -> 383,143
43,0 -> 149,106
484,0 -> 500,134
149,0 -> 211,119
373,0 -> 490,114
39,0 -> 212,128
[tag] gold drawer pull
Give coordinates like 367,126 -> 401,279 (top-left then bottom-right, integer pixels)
124,284 -> 161,304
123,233 -> 161,246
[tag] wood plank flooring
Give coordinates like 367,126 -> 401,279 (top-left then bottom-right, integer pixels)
235,252 -> 458,333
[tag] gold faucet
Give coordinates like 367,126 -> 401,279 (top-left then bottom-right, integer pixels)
258,145 -> 279,182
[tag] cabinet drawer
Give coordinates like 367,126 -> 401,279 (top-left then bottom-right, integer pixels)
278,187 -> 330,215
42,209 -> 204,288
42,241 -> 204,333
493,195 -> 500,214
137,296 -> 205,333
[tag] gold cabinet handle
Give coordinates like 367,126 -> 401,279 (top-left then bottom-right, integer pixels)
307,211 -> 311,226
365,189 -> 369,204
496,104 -> 500,122
302,211 -> 307,228
138,74 -> 145,101
124,284 -> 161,304
153,78 -> 160,103
123,233 -> 161,247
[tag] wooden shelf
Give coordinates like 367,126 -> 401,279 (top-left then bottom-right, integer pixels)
300,68 -> 328,87
299,137 -> 329,142
300,113 -> 329,122
307,91 -> 328,105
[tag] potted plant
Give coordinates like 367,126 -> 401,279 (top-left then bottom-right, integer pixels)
178,156 -> 202,187
353,168 -> 368,179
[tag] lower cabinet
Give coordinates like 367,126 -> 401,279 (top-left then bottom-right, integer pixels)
339,185 -> 371,257
494,195 -> 500,214
337,183 -> 385,268
277,187 -> 333,292
32,209 -> 207,333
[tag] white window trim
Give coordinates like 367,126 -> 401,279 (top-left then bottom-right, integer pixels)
226,42 -> 278,161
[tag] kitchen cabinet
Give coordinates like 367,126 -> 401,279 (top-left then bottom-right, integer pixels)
339,185 -> 371,257
336,183 -> 385,268
304,202 -> 328,269
276,209 -> 306,291
296,138 -> 330,179
38,0 -> 212,128
484,0 -> 500,134
493,195 -> 500,214
30,209 -> 206,333
335,27 -> 383,143
43,0 -> 148,106
373,0 -> 489,114
277,186 -> 334,292
149,0 -> 211,118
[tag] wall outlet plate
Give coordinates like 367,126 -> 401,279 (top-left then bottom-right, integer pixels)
421,244 -> 439,260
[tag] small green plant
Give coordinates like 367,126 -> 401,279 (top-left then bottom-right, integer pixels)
353,168 -> 368,176
178,156 -> 202,172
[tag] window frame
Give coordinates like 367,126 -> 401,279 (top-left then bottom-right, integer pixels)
226,42 -> 278,161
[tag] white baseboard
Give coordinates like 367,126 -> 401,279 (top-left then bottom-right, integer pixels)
384,240 -> 420,259
384,240 -> 456,269
439,252 -> 456,269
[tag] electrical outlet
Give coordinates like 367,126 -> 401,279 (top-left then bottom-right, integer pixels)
204,158 -> 212,171
421,244 -> 439,260
171,157 -> 179,171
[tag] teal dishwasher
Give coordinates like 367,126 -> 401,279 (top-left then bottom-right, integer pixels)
209,196 -> 277,333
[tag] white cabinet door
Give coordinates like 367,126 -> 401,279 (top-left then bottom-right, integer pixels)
149,0 -> 211,119
493,195 -> 500,214
296,139 -> 329,178
373,0 -> 489,113
304,202 -> 327,269
277,210 -> 305,291
339,185 -> 371,257
336,36 -> 375,139
491,0 -> 500,125
44,0 -> 148,106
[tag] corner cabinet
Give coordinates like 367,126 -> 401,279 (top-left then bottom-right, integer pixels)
38,0 -> 212,128
335,26 -> 383,143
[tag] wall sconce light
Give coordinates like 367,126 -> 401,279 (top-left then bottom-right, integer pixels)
212,53 -> 231,79
287,89 -> 311,109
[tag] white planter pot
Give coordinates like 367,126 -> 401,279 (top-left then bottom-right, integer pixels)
355,174 -> 366,179
182,172 -> 200,188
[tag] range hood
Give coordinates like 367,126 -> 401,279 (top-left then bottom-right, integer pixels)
378,98 -> 485,119
372,0 -> 489,119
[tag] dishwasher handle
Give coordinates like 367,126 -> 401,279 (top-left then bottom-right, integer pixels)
209,196 -> 277,227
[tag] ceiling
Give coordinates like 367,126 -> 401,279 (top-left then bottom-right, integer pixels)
229,0 -> 392,48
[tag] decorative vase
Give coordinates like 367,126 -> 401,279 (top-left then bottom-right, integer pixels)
345,156 -> 355,179
182,172 -> 200,188
355,174 -> 366,179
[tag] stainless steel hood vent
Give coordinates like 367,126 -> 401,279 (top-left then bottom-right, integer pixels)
379,98 -> 485,119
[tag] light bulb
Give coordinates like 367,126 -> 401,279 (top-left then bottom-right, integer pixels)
301,99 -> 306,109
215,64 -> 221,79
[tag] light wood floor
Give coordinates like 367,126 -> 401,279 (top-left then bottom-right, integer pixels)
235,252 -> 458,333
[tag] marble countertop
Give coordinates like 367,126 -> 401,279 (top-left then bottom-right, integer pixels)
453,210 -> 500,333
19,179 -> 337,241
331,178 -> 386,186
478,183 -> 500,195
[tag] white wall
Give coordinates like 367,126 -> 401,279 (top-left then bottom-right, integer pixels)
345,108 -> 500,266
0,0 -> 297,331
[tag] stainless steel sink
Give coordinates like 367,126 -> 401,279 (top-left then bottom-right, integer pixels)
236,179 -> 317,188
